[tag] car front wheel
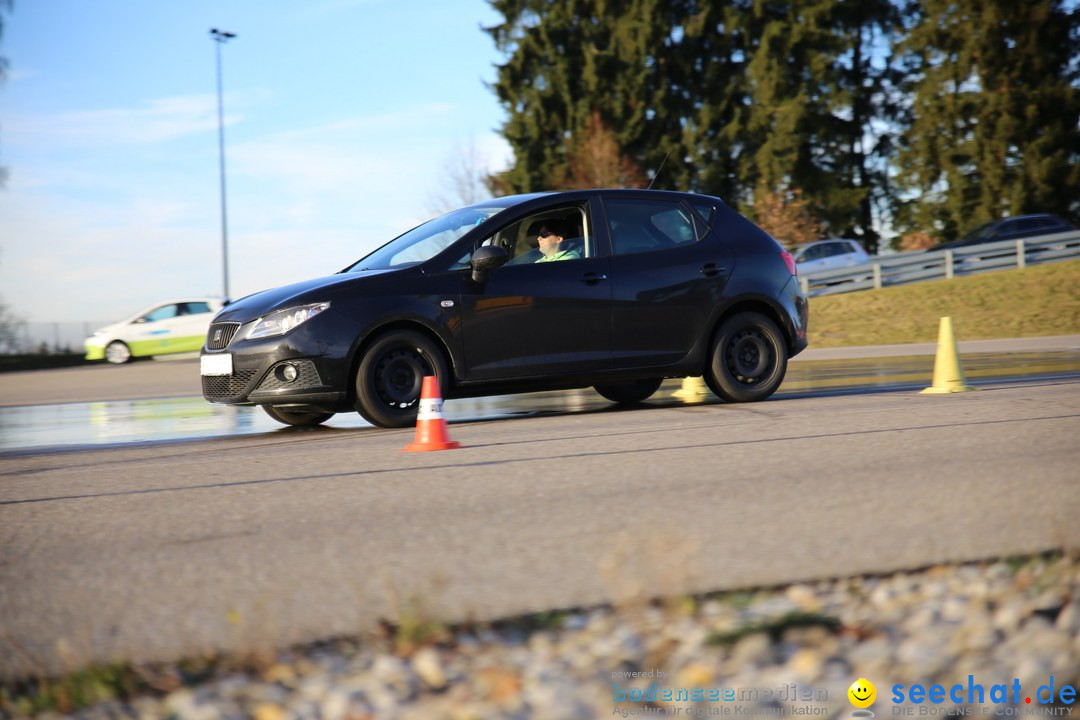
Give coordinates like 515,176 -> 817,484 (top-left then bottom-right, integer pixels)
105,341 -> 132,364
262,405 -> 334,427
594,378 -> 663,405
705,311 -> 788,402
355,330 -> 448,428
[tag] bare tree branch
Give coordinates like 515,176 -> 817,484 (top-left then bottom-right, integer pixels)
426,138 -> 494,216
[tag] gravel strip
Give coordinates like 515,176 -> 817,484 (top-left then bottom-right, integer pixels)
4,553 -> 1079,719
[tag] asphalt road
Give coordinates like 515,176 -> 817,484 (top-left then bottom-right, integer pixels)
2,376 -> 1079,678
2,334 -> 1078,407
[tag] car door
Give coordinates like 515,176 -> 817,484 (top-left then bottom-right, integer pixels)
795,243 -> 831,274
127,303 -> 183,355
169,302 -> 216,353
820,241 -> 856,271
458,201 -> 613,380
601,193 -> 734,368
984,222 -> 1009,243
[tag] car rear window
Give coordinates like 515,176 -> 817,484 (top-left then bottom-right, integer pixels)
605,198 -> 698,255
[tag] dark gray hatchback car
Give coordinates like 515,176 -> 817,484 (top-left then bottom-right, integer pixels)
938,214 -> 1077,250
200,189 -> 809,428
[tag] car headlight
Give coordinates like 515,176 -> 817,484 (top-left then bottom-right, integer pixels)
246,302 -> 330,340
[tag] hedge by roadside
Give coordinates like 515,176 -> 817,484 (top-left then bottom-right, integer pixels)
0,354 -> 93,373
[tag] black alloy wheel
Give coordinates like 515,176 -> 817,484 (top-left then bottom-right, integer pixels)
355,329 -> 448,428
262,405 -> 334,427
594,378 -> 663,405
705,311 -> 788,402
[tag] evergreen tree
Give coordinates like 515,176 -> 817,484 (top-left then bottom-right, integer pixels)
731,0 -> 898,251
484,0 -> 1078,248
894,0 -> 1080,242
823,0 -> 902,253
674,2 -> 753,201
485,0 -> 709,194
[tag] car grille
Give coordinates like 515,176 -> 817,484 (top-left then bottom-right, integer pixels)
202,370 -> 257,400
206,322 -> 242,350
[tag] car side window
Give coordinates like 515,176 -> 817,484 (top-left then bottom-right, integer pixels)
994,221 -> 1017,238
455,205 -> 591,268
141,305 -> 178,323
606,198 -> 697,256
185,302 -> 213,315
689,199 -> 717,233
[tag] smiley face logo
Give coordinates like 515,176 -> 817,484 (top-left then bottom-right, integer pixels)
848,678 -> 877,709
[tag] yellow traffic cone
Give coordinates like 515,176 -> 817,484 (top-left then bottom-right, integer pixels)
920,317 -> 976,394
673,375 -> 710,400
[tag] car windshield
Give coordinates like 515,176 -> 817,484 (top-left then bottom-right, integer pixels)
959,221 -> 996,243
343,206 -> 505,272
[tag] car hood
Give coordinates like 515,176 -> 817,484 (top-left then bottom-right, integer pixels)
87,320 -> 127,339
213,269 -> 397,323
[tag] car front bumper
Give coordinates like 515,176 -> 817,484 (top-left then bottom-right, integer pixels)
200,311 -> 359,409
84,338 -> 106,361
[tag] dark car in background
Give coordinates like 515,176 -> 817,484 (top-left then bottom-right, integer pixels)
937,214 -> 1077,250
200,189 -> 808,428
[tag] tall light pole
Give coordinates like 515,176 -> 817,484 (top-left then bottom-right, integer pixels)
210,28 -> 236,301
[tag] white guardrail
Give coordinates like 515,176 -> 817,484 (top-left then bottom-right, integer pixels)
799,230 -> 1080,297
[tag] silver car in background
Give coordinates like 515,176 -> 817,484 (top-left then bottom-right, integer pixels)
793,238 -> 870,275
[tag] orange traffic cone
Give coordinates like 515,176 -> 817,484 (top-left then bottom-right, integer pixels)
404,376 -> 461,452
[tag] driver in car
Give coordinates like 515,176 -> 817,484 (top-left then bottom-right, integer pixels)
535,220 -> 581,262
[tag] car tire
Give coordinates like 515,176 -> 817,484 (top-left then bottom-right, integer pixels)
355,330 -> 448,428
594,378 -> 663,405
262,405 -> 334,427
705,311 -> 788,402
105,341 -> 132,364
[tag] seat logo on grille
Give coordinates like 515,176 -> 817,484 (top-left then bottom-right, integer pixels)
212,329 -> 223,343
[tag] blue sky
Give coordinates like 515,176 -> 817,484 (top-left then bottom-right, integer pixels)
0,0 -> 512,324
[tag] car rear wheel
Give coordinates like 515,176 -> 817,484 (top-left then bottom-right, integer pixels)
262,405 -> 334,427
594,378 -> 663,405
355,330 -> 448,428
105,341 -> 132,364
706,311 -> 788,402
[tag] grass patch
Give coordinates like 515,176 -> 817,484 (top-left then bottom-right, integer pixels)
2,663 -> 150,716
808,259 -> 1080,347
707,612 -> 842,647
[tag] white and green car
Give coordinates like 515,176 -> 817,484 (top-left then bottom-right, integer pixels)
85,298 -> 226,364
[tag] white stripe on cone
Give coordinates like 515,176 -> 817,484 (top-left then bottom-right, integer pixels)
417,398 -> 443,420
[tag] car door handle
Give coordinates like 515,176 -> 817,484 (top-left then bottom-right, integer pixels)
700,263 -> 726,277
580,272 -> 608,285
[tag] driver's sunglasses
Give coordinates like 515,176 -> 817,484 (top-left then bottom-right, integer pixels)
538,230 -> 554,238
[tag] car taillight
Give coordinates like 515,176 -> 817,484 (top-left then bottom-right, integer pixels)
781,250 -> 797,276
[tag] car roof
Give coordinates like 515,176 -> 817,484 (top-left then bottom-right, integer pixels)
982,213 -> 1067,227
457,188 -> 727,212
794,238 -> 860,249
1006,213 -> 1060,221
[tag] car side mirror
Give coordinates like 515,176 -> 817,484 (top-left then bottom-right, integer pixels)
470,245 -> 509,283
